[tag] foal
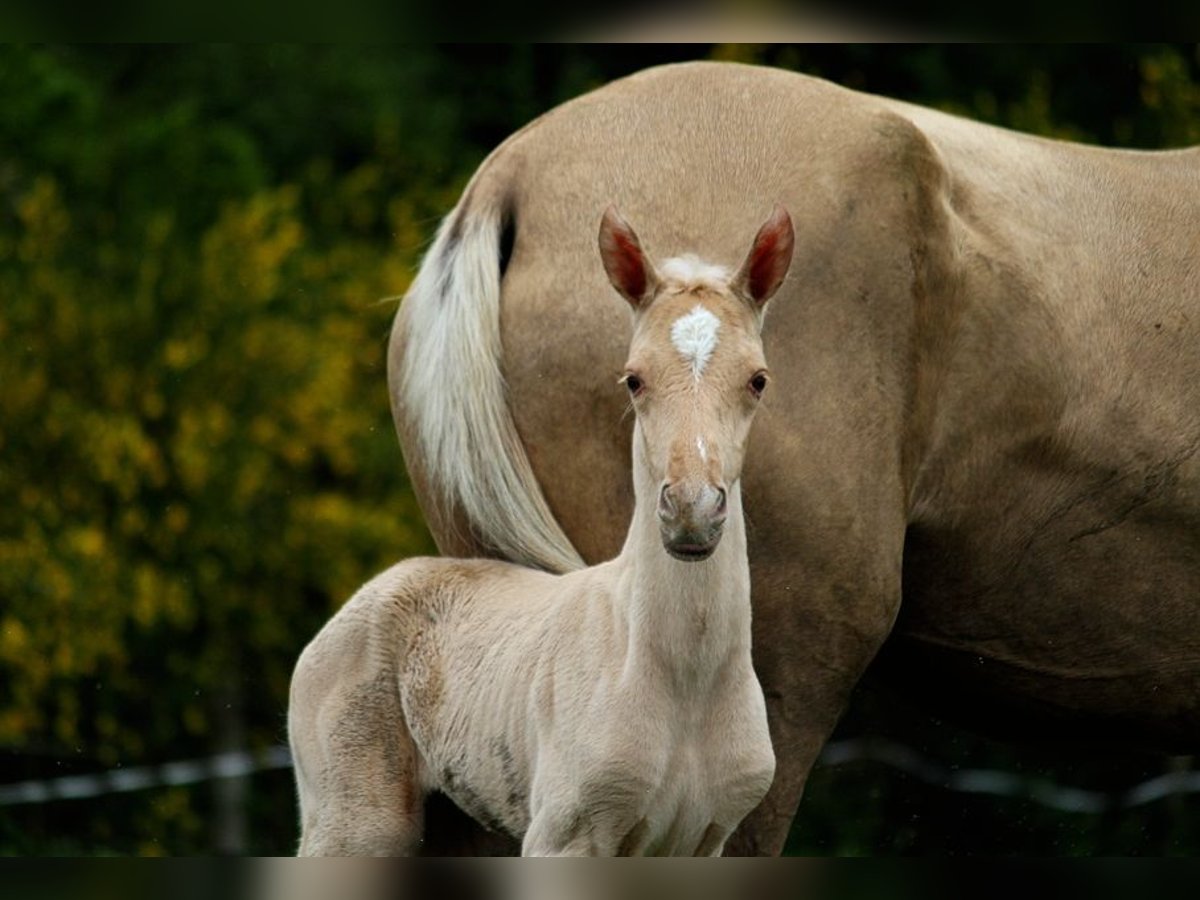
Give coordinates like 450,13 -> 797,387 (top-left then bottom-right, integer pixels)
288,205 -> 795,856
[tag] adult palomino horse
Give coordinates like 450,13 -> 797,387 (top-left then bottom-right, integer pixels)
290,208 -> 791,855
390,62 -> 1200,854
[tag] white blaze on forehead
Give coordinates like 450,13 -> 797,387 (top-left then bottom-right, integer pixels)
670,304 -> 721,379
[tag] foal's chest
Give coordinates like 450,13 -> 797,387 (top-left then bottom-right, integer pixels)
629,740 -> 774,855
524,679 -> 775,856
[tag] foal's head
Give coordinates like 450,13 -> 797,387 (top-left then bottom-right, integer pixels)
599,205 -> 794,561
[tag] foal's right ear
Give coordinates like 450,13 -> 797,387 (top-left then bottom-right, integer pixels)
599,206 -> 659,309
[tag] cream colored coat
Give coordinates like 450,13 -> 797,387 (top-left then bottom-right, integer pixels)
291,214 -> 794,855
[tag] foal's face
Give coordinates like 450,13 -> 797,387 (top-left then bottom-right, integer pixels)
625,287 -> 768,559
599,206 -> 794,561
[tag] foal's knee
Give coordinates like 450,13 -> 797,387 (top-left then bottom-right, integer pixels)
299,808 -> 422,857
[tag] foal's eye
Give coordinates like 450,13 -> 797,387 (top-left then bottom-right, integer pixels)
622,374 -> 644,397
748,372 -> 768,398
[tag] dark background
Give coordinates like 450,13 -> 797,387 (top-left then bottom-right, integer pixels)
1,44 -> 1197,855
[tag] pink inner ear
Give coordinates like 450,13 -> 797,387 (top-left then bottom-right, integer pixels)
606,228 -> 647,300
747,229 -> 783,301
743,208 -> 794,304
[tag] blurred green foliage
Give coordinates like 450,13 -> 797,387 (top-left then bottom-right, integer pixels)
0,44 -> 1197,856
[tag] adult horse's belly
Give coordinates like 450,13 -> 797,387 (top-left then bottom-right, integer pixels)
890,473 -> 1200,747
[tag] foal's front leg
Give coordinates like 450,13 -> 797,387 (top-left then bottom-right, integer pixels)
521,797 -> 645,856
521,742 -> 657,855
521,808 -> 614,856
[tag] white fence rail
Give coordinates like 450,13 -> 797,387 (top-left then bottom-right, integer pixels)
0,746 -> 293,806
1,740 -> 1197,813
818,739 -> 1200,814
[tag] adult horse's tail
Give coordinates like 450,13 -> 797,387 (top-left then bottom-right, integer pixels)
389,193 -> 585,574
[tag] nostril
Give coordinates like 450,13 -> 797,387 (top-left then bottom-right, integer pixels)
715,487 -> 727,516
658,483 -> 675,520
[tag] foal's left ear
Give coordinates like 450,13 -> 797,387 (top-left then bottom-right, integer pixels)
733,205 -> 795,308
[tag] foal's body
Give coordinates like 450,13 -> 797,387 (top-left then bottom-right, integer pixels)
291,493 -> 769,856
290,210 -> 790,855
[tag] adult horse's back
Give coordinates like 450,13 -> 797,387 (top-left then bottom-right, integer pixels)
388,61 -> 1200,854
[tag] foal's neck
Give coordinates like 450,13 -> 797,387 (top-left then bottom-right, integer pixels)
615,430 -> 752,690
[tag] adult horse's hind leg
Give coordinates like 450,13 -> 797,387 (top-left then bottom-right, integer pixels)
289,591 -> 425,856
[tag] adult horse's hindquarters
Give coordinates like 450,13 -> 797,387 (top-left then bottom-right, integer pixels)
389,61 -> 1200,855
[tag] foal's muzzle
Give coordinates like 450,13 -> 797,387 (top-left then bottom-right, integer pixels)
658,481 -> 727,561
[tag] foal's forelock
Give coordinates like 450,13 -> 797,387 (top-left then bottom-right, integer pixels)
659,255 -> 730,292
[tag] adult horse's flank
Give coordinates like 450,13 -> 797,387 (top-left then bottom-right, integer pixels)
391,62 -> 1200,854
289,207 -> 793,856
